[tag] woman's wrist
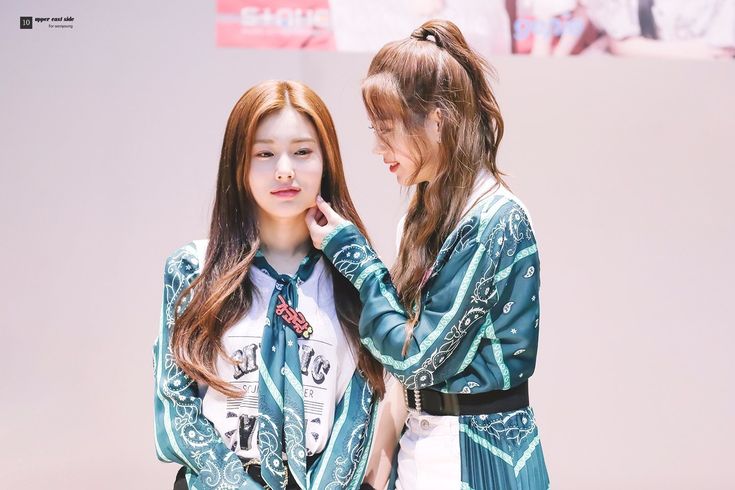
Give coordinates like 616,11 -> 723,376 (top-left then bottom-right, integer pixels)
321,223 -> 383,291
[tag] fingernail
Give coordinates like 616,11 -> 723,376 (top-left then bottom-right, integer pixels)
317,195 -> 324,203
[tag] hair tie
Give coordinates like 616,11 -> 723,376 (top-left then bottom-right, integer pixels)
411,28 -> 441,47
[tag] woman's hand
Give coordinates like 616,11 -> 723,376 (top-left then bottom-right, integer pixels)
305,195 -> 348,249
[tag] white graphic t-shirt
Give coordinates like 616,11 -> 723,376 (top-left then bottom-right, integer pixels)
195,248 -> 357,460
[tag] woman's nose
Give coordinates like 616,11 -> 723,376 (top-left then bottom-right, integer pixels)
275,155 -> 295,181
372,136 -> 386,156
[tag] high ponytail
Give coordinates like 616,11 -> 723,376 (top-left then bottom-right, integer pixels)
410,20 -> 504,165
362,20 -> 506,357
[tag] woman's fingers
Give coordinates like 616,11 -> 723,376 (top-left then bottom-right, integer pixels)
305,206 -> 319,231
307,196 -> 347,250
316,195 -> 340,221
306,206 -> 328,228
305,207 -> 326,249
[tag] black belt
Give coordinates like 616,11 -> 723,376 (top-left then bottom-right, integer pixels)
405,381 -> 529,416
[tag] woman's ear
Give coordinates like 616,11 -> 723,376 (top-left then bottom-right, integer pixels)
425,108 -> 442,144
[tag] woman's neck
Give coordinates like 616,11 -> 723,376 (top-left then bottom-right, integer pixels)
258,212 -> 313,276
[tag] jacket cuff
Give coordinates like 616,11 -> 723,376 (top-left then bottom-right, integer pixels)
322,223 -> 382,290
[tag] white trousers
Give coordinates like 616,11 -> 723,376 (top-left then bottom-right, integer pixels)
395,410 -> 462,490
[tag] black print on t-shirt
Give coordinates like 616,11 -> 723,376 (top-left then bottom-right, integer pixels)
238,414 -> 257,450
310,355 -> 330,384
298,345 -> 330,384
299,345 -> 315,374
225,412 -> 257,451
306,416 -> 322,456
232,342 -> 331,385
232,344 -> 258,379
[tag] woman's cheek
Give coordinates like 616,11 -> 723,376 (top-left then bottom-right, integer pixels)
248,169 -> 268,198
304,173 -> 322,203
305,158 -> 323,189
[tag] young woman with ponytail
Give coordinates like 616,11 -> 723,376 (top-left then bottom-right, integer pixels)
306,20 -> 550,490
153,80 -> 384,490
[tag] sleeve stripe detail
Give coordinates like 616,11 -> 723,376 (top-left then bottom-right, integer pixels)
153,411 -> 172,462
346,392 -> 381,490
494,244 -> 538,283
309,377 -> 352,488
357,198 -> 512,372
457,314 -> 494,374
360,241 -> 487,370
487,330 -> 512,390
321,221 -> 352,250
154,298 -> 197,469
354,263 -> 384,290
378,272 -> 405,314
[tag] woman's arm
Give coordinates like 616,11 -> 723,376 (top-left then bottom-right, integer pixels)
608,36 -> 734,59
362,375 -> 406,489
315,198 -> 539,390
153,245 -> 253,489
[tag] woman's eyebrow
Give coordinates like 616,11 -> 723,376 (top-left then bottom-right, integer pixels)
253,137 -> 316,144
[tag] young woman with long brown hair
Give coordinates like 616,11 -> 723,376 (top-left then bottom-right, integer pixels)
306,20 -> 550,490
153,80 -> 384,490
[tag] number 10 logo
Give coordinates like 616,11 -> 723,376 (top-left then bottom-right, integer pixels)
20,17 -> 33,29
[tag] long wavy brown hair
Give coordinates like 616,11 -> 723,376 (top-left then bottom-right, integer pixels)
172,80 -> 385,398
361,20 -> 507,355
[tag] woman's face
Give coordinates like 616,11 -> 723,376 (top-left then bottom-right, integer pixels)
248,107 -> 324,220
371,118 -> 439,186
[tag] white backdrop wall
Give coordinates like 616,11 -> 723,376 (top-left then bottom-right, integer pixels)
1,1 -> 734,488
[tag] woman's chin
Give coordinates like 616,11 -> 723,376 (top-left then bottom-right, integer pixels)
396,174 -> 412,186
260,202 -> 311,221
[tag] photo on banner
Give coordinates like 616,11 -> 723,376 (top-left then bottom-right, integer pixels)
216,0 -> 735,60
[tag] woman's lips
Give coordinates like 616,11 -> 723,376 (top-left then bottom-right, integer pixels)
271,188 -> 301,198
387,162 -> 400,173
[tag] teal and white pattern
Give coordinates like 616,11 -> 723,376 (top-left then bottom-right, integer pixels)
153,243 -> 379,489
322,192 -> 550,489
458,408 -> 548,489
252,250 -> 321,490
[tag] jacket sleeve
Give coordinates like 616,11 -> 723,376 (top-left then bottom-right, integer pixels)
153,244 -> 256,489
321,200 -> 540,390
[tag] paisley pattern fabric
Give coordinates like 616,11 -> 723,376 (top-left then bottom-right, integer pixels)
458,408 -> 549,490
153,242 -> 379,490
252,250 -> 321,490
321,191 -> 550,489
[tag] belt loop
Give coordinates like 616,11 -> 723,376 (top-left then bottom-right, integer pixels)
442,393 -> 460,416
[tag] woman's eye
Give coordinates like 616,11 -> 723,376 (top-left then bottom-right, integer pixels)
255,151 -> 273,158
295,148 -> 312,156
369,123 -> 392,134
